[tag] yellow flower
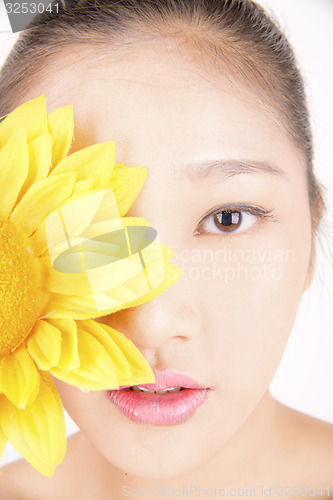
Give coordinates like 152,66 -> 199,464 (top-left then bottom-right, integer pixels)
0,96 -> 181,476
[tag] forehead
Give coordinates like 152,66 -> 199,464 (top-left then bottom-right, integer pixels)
28,40 -> 304,180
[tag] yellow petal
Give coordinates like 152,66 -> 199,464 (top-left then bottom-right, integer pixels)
26,320 -> 61,371
50,142 -> 116,188
32,217 -> 91,259
1,374 -> 66,477
0,346 -> 40,409
10,172 -> 76,236
50,216 -> 146,292
108,245 -> 182,312
48,245 -> 182,319
23,133 -> 51,191
77,320 -> 131,380
98,240 -> 178,302
84,253 -> 147,298
72,178 -> 94,196
0,394 -> 9,455
47,105 -> 74,168
109,164 -> 147,217
29,222 -> 48,257
81,215 -> 149,239
47,292 -> 105,319
99,283 -> 138,305
46,319 -> 80,371
76,216 -> 157,294
88,186 -> 122,224
50,327 -> 118,390
44,258 -> 93,295
0,131 -> 29,218
45,189 -> 109,251
78,217 -> 151,298
0,95 -> 48,147
96,323 -> 155,385
34,208 -> 99,258
0,423 -> 8,460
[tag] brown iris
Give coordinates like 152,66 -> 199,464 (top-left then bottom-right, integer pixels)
213,211 -> 242,233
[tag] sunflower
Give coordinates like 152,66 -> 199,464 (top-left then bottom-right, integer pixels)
0,96 -> 181,476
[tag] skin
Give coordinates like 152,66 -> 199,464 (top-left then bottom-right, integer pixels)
1,37 -> 333,498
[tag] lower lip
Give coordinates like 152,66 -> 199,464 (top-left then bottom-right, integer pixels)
105,387 -> 208,425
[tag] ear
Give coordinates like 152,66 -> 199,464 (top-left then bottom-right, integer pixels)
303,222 -> 320,292
303,244 -> 315,291
304,187 -> 324,291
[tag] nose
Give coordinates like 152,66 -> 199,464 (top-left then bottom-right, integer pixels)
103,276 -> 202,349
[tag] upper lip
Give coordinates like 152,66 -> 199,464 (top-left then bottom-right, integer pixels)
119,369 -> 207,390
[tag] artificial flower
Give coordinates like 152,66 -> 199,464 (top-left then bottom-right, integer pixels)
0,96 -> 181,476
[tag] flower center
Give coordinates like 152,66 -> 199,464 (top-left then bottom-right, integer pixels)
0,220 -> 45,358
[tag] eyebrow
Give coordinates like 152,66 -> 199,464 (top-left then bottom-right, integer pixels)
179,159 -> 287,182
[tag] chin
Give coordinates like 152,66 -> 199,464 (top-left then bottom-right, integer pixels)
100,441 -> 210,480
87,409 -> 229,481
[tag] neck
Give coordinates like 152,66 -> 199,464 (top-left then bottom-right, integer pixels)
67,390 -> 299,497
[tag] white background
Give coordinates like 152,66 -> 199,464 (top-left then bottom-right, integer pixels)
0,0 -> 333,466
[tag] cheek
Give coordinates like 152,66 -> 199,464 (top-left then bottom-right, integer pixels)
51,378 -> 100,424
52,378 -> 112,447
190,222 -> 311,403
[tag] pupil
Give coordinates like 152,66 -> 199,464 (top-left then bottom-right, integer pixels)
222,212 -> 232,226
215,211 -> 241,231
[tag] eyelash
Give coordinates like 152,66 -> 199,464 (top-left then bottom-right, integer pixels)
194,203 -> 277,237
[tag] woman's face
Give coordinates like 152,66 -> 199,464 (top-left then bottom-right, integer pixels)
28,40 -> 313,478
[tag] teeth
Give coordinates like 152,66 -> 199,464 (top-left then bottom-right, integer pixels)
133,386 -> 152,393
132,386 -> 183,394
156,387 -> 182,394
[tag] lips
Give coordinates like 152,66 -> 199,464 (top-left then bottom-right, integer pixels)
105,369 -> 208,425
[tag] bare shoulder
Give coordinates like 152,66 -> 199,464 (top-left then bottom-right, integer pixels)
0,458 -> 45,500
275,398 -> 333,486
0,433 -> 82,500
303,413 -> 333,486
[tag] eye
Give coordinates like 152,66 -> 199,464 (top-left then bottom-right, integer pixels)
195,204 -> 274,236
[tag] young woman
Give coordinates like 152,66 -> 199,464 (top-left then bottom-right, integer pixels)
1,0 -> 332,497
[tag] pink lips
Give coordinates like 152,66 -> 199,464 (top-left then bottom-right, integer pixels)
105,369 -> 208,425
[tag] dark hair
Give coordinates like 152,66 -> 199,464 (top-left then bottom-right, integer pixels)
0,0 -> 324,231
